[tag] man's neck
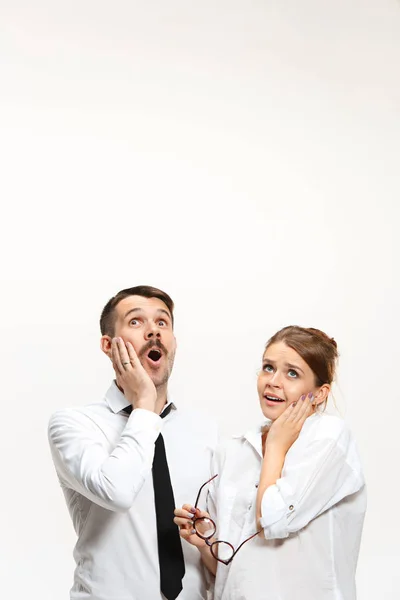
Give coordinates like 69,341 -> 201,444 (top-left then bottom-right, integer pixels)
155,384 -> 168,415
114,380 -> 169,415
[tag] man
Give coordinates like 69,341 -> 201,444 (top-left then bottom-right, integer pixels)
48,285 -> 217,600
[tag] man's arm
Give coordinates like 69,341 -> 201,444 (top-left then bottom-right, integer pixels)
48,407 -> 161,512
49,338 -> 160,512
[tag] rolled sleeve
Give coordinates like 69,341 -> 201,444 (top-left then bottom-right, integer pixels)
260,477 -> 296,539
259,424 -> 364,540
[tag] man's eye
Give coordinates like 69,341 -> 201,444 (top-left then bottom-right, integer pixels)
263,364 -> 274,373
288,369 -> 298,378
158,320 -> 167,327
129,319 -> 139,326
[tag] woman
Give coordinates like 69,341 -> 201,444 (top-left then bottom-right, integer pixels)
174,326 -> 366,600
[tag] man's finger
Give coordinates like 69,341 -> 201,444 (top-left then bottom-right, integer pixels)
126,341 -> 141,368
112,338 -> 124,374
117,337 -> 131,368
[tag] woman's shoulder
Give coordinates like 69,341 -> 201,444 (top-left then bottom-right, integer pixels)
305,413 -> 356,449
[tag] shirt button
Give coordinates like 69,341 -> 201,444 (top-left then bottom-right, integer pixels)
289,505 -> 294,511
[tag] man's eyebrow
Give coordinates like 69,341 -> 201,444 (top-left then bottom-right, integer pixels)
154,309 -> 171,319
123,308 -> 171,320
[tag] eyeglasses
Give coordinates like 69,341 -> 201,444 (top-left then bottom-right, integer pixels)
192,474 -> 261,565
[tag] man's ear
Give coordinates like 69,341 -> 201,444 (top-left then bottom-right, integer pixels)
100,335 -> 112,359
314,383 -> 330,406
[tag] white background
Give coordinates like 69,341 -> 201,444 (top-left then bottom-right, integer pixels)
0,1 -> 399,599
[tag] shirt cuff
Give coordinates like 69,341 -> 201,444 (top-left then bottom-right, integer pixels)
260,477 -> 297,539
125,408 -> 163,438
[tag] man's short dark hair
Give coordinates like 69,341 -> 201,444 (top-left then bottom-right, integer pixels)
100,285 -> 174,336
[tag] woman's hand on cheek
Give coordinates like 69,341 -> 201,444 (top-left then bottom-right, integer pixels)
265,392 -> 314,455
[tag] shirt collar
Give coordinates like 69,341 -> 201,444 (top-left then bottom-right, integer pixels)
237,413 -> 321,458
104,380 -> 176,415
233,419 -> 272,459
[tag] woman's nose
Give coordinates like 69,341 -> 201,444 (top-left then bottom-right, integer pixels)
269,371 -> 282,387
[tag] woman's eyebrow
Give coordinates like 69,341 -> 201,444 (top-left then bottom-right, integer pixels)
285,362 -> 304,374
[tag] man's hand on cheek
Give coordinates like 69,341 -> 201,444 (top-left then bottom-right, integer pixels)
111,337 -> 157,412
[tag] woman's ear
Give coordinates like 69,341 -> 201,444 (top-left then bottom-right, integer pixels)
100,335 -> 112,359
314,383 -> 330,406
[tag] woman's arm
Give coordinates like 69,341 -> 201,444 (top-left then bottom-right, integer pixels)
257,417 -> 364,540
256,394 -> 313,525
256,446 -> 286,524
198,540 -> 218,576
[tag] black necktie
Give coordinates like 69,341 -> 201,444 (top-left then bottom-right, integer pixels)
123,403 -> 185,600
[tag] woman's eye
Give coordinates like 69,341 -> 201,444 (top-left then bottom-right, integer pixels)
288,369 -> 298,378
263,364 -> 274,373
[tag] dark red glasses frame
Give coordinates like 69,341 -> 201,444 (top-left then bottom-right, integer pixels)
193,474 -> 261,565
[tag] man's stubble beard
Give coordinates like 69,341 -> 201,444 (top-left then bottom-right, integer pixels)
149,349 -> 176,390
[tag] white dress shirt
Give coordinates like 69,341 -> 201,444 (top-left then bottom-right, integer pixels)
208,413 -> 366,600
48,382 -> 218,600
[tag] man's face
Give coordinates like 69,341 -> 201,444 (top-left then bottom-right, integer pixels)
105,295 -> 176,388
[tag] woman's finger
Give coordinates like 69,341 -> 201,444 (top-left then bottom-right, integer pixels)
194,508 -> 211,520
287,395 -> 306,421
179,528 -> 196,538
286,393 -> 312,422
292,392 -> 314,423
174,507 -> 195,519
276,400 -> 296,423
174,516 -> 194,527
182,503 -> 197,514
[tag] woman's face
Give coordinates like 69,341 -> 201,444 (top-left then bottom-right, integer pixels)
257,341 -> 328,421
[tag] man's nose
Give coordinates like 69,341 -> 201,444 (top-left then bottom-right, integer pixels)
145,323 -> 161,339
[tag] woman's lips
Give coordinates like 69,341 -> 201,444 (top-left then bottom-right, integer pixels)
264,394 -> 285,406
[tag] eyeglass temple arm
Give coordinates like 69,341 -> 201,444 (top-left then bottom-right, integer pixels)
229,528 -> 263,561
194,474 -> 219,508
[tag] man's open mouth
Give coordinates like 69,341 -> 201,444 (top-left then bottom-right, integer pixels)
147,349 -> 162,362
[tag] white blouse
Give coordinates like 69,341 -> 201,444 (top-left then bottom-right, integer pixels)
207,413 -> 366,600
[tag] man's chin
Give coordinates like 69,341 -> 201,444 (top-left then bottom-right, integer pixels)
146,369 -> 170,388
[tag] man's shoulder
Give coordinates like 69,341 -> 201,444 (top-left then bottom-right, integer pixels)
48,399 -> 110,434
